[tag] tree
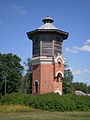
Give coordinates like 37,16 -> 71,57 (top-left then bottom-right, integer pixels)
87,85 -> 90,94
62,64 -> 74,94
72,82 -> 90,93
0,53 -> 24,95
21,58 -> 32,93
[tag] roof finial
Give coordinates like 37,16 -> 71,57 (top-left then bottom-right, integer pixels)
42,16 -> 54,24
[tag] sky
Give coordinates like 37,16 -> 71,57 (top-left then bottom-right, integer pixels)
0,0 -> 90,85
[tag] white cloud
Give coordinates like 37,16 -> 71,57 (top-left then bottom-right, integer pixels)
66,39 -> 90,53
85,69 -> 90,74
74,45 -> 90,52
11,5 -> 27,15
65,47 -> 78,53
84,39 -> 90,45
67,67 -> 82,75
70,68 -> 90,75
65,48 -> 70,52
72,70 -> 82,75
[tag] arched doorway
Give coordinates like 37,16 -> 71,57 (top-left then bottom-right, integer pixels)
35,80 -> 39,94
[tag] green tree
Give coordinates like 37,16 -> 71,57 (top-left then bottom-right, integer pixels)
87,85 -> 90,93
72,82 -> 90,93
63,64 -> 74,94
0,53 -> 24,95
21,58 -> 32,93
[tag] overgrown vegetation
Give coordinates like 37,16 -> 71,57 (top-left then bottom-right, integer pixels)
0,93 -> 90,112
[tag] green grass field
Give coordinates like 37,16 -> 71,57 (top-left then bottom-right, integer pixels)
0,112 -> 90,120
0,105 -> 90,120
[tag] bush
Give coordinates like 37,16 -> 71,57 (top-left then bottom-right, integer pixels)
0,93 -> 32,105
0,93 -> 90,111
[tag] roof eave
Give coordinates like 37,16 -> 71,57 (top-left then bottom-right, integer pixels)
27,29 -> 69,40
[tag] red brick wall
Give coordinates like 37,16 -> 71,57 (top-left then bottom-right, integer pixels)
32,64 -> 40,95
40,64 -> 53,94
32,58 -> 64,95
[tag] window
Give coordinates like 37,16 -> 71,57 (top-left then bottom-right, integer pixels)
33,36 -> 40,57
56,73 -> 62,82
54,37 -> 62,56
35,81 -> 38,93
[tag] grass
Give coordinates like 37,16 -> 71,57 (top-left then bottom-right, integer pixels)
0,111 -> 90,120
0,105 -> 90,120
0,105 -> 36,113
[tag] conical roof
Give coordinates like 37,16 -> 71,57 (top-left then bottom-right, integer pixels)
27,16 -> 69,40
39,16 -> 58,29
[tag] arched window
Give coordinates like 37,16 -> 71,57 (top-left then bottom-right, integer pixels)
56,73 -> 62,82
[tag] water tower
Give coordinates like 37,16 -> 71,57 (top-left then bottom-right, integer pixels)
27,16 -> 68,95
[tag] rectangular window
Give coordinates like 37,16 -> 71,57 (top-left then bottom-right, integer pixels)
33,36 -> 40,57
54,37 -> 62,56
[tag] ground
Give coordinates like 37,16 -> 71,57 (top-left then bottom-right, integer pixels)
0,112 -> 90,120
0,105 -> 90,120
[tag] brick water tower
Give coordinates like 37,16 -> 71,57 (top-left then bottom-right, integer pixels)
27,16 -> 68,95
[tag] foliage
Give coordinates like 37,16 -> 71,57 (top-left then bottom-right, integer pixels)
24,58 -> 33,73
72,82 -> 86,93
63,64 -> 74,94
22,58 -> 32,93
0,93 -> 32,105
0,53 -> 24,95
72,82 -> 90,94
21,73 -> 32,94
0,93 -> 90,112
87,85 -> 90,93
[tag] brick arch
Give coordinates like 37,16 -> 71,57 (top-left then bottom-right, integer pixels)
56,71 -> 64,78
34,80 -> 39,84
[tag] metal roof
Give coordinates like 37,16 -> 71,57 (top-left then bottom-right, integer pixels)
38,23 -> 58,29
27,16 -> 69,40
39,16 -> 58,29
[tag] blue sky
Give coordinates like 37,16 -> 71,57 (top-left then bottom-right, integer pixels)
0,0 -> 90,84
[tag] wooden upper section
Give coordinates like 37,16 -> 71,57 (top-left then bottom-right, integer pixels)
27,16 -> 69,57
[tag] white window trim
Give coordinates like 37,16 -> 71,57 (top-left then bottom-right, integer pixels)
56,71 -> 64,78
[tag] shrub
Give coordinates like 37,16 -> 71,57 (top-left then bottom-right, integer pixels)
0,93 -> 32,105
0,93 -> 90,111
